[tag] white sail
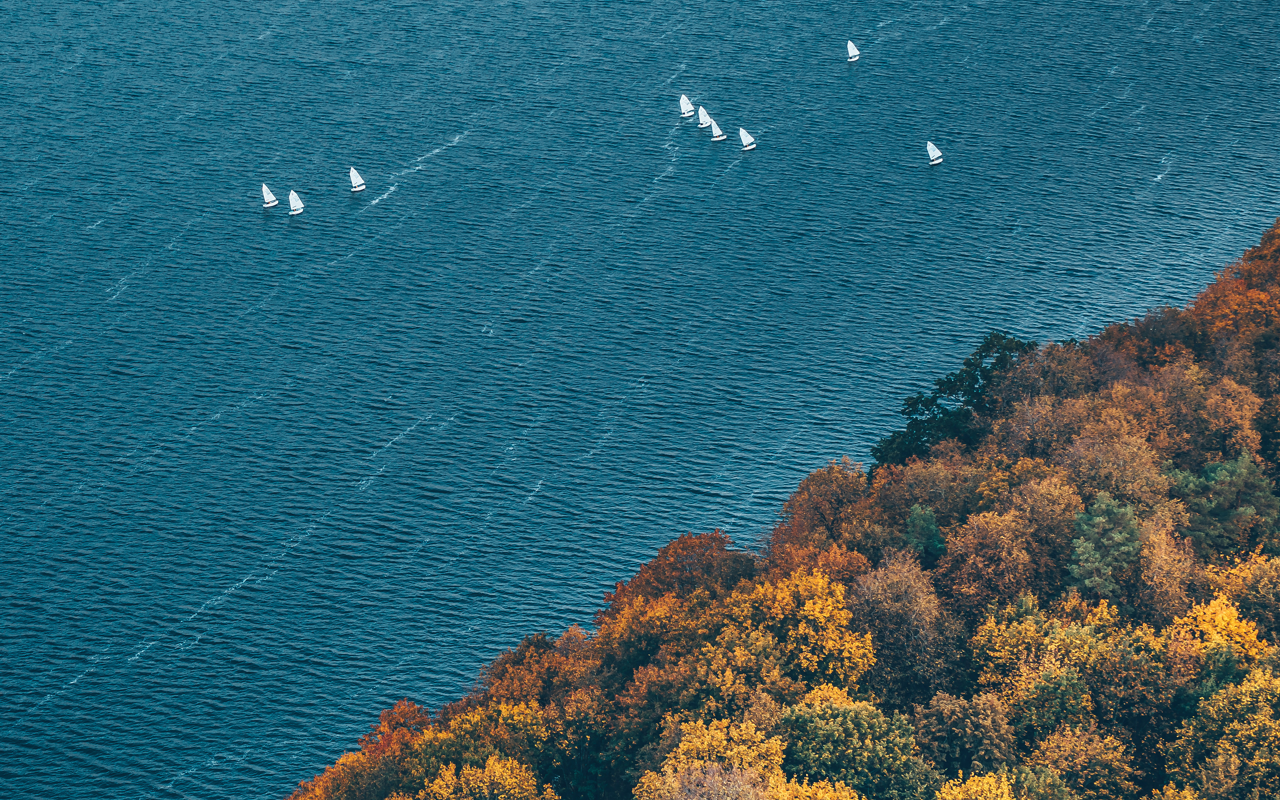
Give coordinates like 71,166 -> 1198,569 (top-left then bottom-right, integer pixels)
261,183 -> 278,208
739,128 -> 755,150
697,106 -> 711,128
288,190 -> 304,215
679,94 -> 695,117
349,167 -> 365,192
926,141 -> 943,165
847,41 -> 860,61
709,118 -> 726,140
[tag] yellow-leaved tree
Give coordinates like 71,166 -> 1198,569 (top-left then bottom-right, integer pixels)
1164,593 -> 1273,689
725,569 -> 875,685
935,772 -> 1014,800
392,754 -> 558,800
632,717 -> 865,800
1166,668 -> 1280,799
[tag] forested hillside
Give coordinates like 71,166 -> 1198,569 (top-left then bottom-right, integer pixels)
290,220 -> 1280,800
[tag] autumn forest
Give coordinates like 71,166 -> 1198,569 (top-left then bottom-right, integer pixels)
290,220 -> 1280,800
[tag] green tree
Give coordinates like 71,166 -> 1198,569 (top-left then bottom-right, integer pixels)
904,505 -> 945,567
1070,493 -> 1141,601
872,332 -> 1037,466
780,697 -> 937,800
1171,454 -> 1280,559
1005,662 -> 1094,747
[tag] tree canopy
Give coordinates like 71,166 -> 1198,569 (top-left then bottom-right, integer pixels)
290,220 -> 1280,800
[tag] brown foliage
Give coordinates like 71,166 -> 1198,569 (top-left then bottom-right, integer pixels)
1064,400 -> 1171,508
770,458 -> 868,551
870,442 -> 986,530
1191,219 -> 1280,341
633,763 -> 767,800
988,394 -> 1095,464
989,341 -> 1101,409
1150,361 -> 1261,468
849,550 -> 965,707
938,510 -> 1034,619
1190,218 -> 1280,398
1138,523 -> 1200,625
767,544 -> 870,586
1008,472 -> 1085,598
602,531 -> 754,620
1027,725 -> 1139,800
913,692 -> 1015,777
360,700 -> 435,759
482,628 -> 600,708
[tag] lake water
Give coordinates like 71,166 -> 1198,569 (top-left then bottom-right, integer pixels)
2,0 -> 1277,797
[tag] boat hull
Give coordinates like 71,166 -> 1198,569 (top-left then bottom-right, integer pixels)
742,143 -> 756,151
262,200 -> 278,208
352,185 -> 365,192
289,208 -> 304,215
929,157 -> 943,166
698,122 -> 711,128
681,111 -> 694,118
711,134 -> 726,141
848,55 -> 859,62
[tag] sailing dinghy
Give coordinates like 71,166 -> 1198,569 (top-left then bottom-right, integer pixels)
926,141 -> 943,166
679,95 -> 695,118
697,106 -> 712,128
262,184 -> 278,209
847,41 -> 860,62
739,128 -> 756,151
349,167 -> 366,192
288,190 -> 304,215
709,118 -> 727,141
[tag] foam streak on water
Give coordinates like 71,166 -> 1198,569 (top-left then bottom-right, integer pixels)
1,1 -> 1278,798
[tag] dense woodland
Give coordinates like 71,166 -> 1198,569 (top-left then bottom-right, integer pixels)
290,220 -> 1280,800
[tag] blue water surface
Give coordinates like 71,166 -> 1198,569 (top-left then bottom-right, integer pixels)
2,0 -> 1277,797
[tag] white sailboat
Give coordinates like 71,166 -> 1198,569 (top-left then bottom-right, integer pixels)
739,128 -> 756,151
709,118 -> 726,141
261,184 -> 278,209
697,106 -> 712,128
349,167 -> 365,192
679,94 -> 695,118
926,141 -> 943,166
288,190 -> 304,215
847,41 -> 860,62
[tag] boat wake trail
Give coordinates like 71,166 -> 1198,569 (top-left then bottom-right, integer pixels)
389,132 -> 471,179
365,184 -> 398,209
